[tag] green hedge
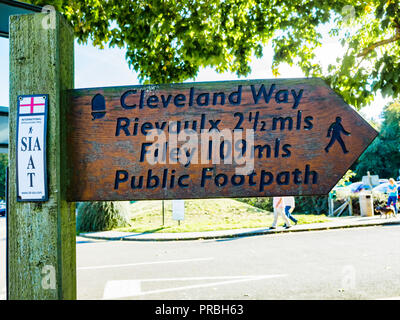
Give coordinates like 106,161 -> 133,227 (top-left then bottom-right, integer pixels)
76,201 -> 131,232
238,194 -> 388,216
294,196 -> 328,214
236,197 -> 273,212
237,196 -> 328,215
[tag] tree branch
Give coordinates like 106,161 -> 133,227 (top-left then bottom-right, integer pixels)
357,32 -> 400,58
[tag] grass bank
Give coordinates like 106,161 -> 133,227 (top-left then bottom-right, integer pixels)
115,199 -> 331,233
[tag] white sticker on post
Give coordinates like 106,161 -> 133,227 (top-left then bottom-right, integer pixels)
16,95 -> 48,201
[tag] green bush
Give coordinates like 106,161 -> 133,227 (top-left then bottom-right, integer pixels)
0,153 -> 7,200
238,196 -> 329,215
236,197 -> 273,212
294,196 -> 328,214
76,201 -> 131,232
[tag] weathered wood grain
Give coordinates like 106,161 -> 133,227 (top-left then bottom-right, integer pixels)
9,12 -> 76,299
67,78 -> 378,201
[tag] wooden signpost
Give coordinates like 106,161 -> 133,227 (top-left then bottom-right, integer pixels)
67,79 -> 378,201
7,11 -> 378,301
8,12 -> 75,300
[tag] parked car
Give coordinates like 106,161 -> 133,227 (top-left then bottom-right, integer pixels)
347,182 -> 372,193
333,180 -> 390,199
372,182 -> 400,198
332,182 -> 371,200
0,203 -> 5,216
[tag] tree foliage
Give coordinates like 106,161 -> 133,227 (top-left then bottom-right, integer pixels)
336,169 -> 357,187
76,201 -> 131,232
24,1 -> 400,217
0,153 -> 7,200
355,100 -> 400,179
27,0 -> 400,108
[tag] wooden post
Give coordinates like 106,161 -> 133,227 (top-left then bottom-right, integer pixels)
162,200 -> 165,226
8,12 -> 75,299
328,193 -> 334,216
348,196 -> 353,216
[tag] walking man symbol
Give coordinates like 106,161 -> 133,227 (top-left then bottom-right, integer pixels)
325,117 -> 350,154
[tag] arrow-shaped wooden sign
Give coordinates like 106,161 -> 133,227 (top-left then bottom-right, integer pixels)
66,78 -> 378,201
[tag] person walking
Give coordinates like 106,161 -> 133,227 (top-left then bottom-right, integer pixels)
282,196 -> 297,226
386,178 -> 398,215
270,197 -> 292,229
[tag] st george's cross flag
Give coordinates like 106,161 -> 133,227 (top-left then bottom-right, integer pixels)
19,96 -> 46,114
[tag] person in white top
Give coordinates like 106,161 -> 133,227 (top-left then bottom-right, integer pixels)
270,197 -> 292,229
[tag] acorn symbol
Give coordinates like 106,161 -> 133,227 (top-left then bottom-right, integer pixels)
91,93 -> 106,120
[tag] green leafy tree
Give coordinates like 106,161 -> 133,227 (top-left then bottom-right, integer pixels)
0,153 -> 7,200
336,169 -> 357,187
76,201 -> 131,232
355,100 -> 400,179
25,1 -> 400,217
27,0 -> 400,108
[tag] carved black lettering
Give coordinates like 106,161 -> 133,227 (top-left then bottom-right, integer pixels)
201,167 -> 213,187
291,89 -> 304,109
272,116 -> 293,131
259,170 -> 273,192
146,169 -> 159,189
120,90 -> 137,109
170,169 -> 176,188
208,119 -> 221,132
304,116 -> 314,130
178,174 -> 189,188
114,170 -> 128,189
141,122 -> 154,135
253,143 -> 271,159
274,138 -> 280,158
212,92 -> 225,106
248,170 -> 257,186
296,110 -> 302,130
231,174 -> 245,186
147,95 -> 159,108
228,85 -> 242,105
282,144 -> 291,158
197,93 -> 209,106
140,143 -> 153,162
234,112 -> 244,130
304,164 -> 318,184
131,176 -> 143,189
161,94 -> 173,108
277,171 -> 290,185
220,140 -> 231,160
115,117 -> 131,136
292,168 -> 303,184
174,94 -> 186,108
215,173 -> 228,187
251,84 -> 275,104
275,90 -> 289,104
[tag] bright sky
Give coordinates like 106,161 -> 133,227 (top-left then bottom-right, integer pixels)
0,28 -> 391,122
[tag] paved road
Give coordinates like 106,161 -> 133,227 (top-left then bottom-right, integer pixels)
2,218 -> 400,300
77,225 -> 400,300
